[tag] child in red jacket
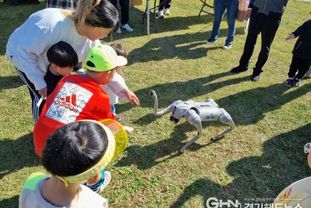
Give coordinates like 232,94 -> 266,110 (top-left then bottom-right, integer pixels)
34,44 -> 127,193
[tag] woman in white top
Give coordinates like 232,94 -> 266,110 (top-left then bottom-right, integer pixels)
6,0 -> 118,120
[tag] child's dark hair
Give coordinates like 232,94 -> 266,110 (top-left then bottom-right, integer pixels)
111,42 -> 127,58
42,121 -> 108,176
47,41 -> 78,68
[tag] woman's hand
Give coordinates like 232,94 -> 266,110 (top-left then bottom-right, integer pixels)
38,87 -> 47,98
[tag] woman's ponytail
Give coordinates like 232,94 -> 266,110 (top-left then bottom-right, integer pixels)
72,0 -> 118,29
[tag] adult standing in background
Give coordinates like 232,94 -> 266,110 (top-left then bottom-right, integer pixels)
206,0 -> 239,49
110,0 -> 134,33
46,0 -> 77,10
6,0 -> 119,120
157,0 -> 172,18
230,0 -> 288,82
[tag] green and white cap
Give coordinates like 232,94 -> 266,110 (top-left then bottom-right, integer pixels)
85,44 -> 127,72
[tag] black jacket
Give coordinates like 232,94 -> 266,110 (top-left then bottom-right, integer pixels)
249,0 -> 288,17
292,19 -> 311,60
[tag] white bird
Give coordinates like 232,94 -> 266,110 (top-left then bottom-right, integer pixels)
150,90 -> 235,153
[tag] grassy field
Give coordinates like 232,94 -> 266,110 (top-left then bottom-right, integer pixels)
0,1 -> 310,207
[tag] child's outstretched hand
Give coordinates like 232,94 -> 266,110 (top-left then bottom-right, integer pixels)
122,89 -> 140,106
285,33 -> 295,41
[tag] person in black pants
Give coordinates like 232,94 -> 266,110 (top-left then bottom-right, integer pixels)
284,19 -> 311,87
230,0 -> 288,81
110,0 -> 134,33
157,0 -> 172,18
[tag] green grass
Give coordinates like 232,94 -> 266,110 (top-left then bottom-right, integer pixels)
0,1 -> 311,207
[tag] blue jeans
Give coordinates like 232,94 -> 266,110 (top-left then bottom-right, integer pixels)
209,0 -> 238,45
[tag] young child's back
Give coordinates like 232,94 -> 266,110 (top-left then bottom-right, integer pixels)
20,120 -> 116,208
19,173 -> 108,208
34,74 -> 115,156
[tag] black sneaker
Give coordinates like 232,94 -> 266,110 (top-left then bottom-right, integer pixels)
292,78 -> 301,87
284,77 -> 295,87
206,38 -> 217,44
230,65 -> 248,74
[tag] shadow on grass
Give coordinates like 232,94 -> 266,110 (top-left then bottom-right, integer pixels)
0,195 -> 19,208
0,133 -> 40,180
216,83 -> 311,125
117,79 -> 309,170
170,123 -> 311,207
0,75 -> 24,91
113,6 -> 246,39
121,81 -> 310,127
126,28 -> 243,65
111,6 -> 215,39
111,7 -> 245,63
118,71 -> 248,118
116,122 -> 219,170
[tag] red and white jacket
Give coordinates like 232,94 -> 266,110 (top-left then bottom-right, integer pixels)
33,74 -> 115,157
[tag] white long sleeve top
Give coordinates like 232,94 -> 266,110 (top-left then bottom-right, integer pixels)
102,72 -> 128,105
6,8 -> 98,90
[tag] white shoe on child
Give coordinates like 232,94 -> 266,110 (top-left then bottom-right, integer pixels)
122,24 -> 134,32
304,69 -> 311,79
157,10 -> 164,18
115,27 -> 122,34
164,8 -> 170,15
293,78 -> 301,87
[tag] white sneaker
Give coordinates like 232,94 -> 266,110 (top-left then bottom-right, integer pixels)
164,8 -> 170,15
304,69 -> 311,79
223,43 -> 232,50
293,78 -> 301,87
115,27 -> 122,34
122,24 -> 134,32
251,75 -> 260,82
157,10 -> 164,18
